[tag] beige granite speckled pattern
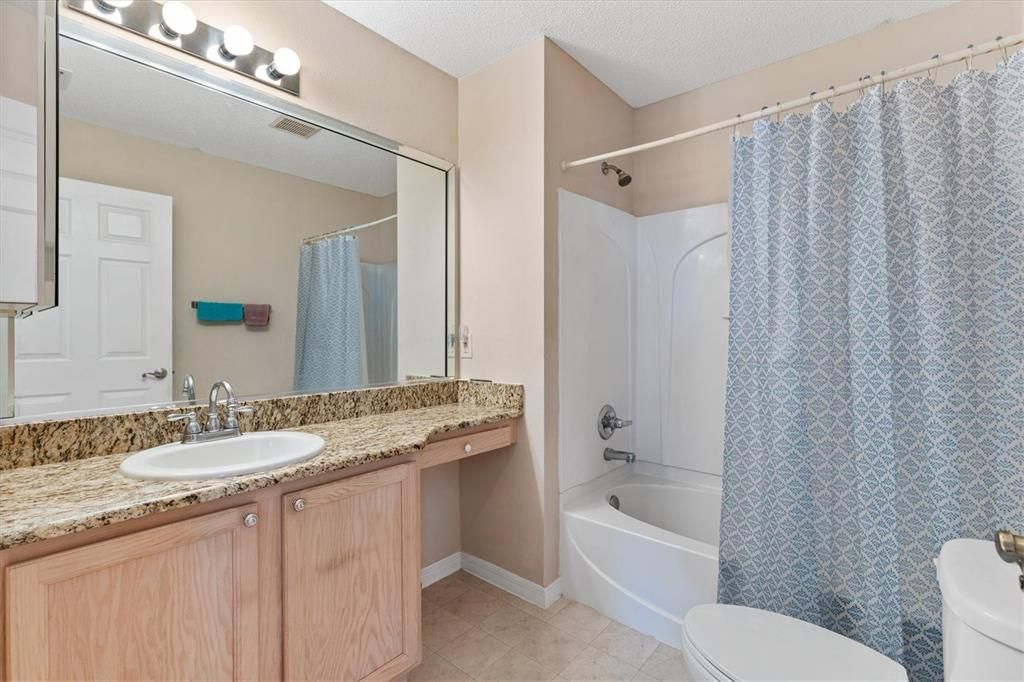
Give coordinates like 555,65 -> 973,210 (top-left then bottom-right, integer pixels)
0,402 -> 521,550
0,380 -> 487,471
458,381 -> 525,409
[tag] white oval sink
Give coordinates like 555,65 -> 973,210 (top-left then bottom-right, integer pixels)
120,431 -> 326,481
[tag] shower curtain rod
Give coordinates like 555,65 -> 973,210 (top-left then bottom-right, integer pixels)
302,213 -> 398,244
561,32 -> 1024,171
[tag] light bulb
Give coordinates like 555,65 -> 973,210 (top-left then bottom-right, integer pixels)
159,1 -> 196,39
95,0 -> 133,10
268,47 -> 301,79
220,25 -> 254,59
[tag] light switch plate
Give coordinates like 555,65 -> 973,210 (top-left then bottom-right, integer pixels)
460,325 -> 473,359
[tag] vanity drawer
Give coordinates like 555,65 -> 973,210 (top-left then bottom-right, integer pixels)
419,422 -> 517,469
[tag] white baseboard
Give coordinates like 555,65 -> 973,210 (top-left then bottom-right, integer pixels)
420,552 -> 462,588
461,552 -> 562,608
420,551 -> 561,608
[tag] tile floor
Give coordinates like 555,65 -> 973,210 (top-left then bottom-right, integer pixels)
411,571 -> 692,682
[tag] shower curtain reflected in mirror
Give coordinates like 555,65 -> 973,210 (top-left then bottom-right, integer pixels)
719,53 -> 1024,682
361,262 -> 397,384
294,236 -> 367,393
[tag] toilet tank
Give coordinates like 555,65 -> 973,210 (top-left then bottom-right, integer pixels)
937,538 -> 1024,681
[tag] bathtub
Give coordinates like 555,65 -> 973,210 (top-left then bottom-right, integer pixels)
560,471 -> 721,647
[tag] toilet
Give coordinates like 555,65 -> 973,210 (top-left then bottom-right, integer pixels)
682,537 -> 1024,681
938,538 -> 1024,681
682,604 -> 908,681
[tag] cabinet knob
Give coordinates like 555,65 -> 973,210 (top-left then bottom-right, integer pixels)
242,513 -> 259,528
464,443 -> 473,453
292,498 -> 306,512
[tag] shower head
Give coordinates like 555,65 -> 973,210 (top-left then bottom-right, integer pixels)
601,162 -> 632,187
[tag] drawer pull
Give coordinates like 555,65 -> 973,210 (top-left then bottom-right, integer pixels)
464,443 -> 473,453
242,513 -> 259,528
292,498 -> 306,512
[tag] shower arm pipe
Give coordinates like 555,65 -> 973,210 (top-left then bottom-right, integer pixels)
561,33 -> 1024,171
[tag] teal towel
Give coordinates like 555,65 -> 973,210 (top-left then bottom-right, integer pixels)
196,301 -> 243,322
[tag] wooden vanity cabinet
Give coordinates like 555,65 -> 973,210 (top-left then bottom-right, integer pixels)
5,503 -> 261,681
1,420 -> 516,680
2,461 -> 424,682
282,462 -> 421,681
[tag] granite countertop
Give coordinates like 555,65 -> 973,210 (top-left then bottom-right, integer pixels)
0,402 -> 520,550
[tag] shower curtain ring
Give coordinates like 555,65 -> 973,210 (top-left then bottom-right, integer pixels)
928,54 -> 940,80
996,36 -> 1009,63
775,102 -> 781,123
880,71 -> 886,96
826,85 -> 836,108
731,113 -> 741,141
965,44 -> 975,71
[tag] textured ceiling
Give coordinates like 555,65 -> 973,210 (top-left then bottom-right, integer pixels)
60,39 -> 397,197
325,0 -> 954,107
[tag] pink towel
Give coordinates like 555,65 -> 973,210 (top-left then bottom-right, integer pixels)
243,304 -> 271,327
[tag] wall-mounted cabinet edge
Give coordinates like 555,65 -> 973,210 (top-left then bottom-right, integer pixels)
0,0 -> 58,316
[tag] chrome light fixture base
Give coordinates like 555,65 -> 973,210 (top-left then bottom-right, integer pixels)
67,0 -> 300,96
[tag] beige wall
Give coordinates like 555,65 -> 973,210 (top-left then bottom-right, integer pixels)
59,118 -> 394,399
0,1 -> 41,106
631,1 -> 1024,215
58,1 -> 457,163
457,38 -> 634,587
458,39 -> 548,585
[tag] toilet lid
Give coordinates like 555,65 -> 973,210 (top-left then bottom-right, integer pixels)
683,605 -> 908,681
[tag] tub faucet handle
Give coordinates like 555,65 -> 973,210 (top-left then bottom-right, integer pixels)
598,404 -> 632,440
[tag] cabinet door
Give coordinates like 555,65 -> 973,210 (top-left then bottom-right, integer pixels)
5,504 -> 260,681
283,463 -> 421,681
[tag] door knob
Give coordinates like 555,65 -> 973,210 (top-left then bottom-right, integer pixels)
142,368 -> 168,379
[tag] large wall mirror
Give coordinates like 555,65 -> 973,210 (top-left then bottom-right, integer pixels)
1,24 -> 453,421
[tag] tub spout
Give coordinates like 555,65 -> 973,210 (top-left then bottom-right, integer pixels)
604,448 -> 636,463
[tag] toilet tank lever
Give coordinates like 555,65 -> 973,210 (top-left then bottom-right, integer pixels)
994,529 -> 1024,592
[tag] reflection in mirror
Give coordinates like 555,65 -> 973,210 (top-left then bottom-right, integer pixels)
6,36 -> 449,420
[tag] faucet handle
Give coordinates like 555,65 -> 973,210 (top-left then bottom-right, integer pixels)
598,404 -> 632,440
167,411 -> 202,438
224,401 -> 254,430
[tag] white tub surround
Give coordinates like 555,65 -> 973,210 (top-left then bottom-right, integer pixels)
557,190 -> 636,492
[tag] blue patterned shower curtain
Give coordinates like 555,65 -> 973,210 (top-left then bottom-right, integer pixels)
719,53 -> 1024,681
294,236 -> 366,392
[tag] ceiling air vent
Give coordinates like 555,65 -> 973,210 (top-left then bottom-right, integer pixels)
270,115 -> 321,139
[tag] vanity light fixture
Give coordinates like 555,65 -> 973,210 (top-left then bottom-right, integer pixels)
158,1 -> 197,40
94,0 -> 133,11
219,25 -> 254,60
67,0 -> 301,96
268,48 -> 301,79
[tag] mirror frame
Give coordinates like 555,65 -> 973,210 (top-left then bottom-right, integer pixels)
4,16 -> 459,422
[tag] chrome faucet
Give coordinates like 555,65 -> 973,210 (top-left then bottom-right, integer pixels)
604,448 -> 636,463
168,379 -> 252,444
206,380 -> 234,432
598,404 -> 632,440
182,373 -> 196,403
